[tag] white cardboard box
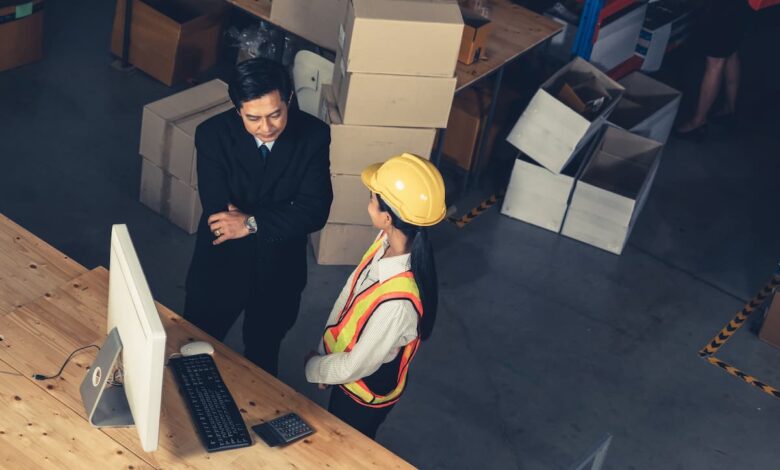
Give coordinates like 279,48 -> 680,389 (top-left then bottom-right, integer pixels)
329,174 -> 372,225
311,223 -> 379,265
319,85 -> 436,174
608,72 -> 681,145
139,79 -> 232,187
270,0 -> 348,51
561,126 -> 663,254
506,58 -> 624,174
139,158 -> 202,234
332,48 -> 457,128
339,0 -> 463,77
501,131 -> 601,233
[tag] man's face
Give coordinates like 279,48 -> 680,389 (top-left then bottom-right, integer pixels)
238,90 -> 289,142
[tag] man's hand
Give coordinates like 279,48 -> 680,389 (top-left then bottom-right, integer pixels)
208,204 -> 250,245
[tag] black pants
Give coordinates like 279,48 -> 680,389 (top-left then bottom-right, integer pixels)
328,387 -> 395,439
184,236 -> 306,377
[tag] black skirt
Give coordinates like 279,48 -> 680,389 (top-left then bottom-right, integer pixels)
699,0 -> 750,58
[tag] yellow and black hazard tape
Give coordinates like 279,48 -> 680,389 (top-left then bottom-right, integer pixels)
448,192 -> 505,229
698,265 -> 780,399
704,356 -> 780,399
698,273 -> 780,357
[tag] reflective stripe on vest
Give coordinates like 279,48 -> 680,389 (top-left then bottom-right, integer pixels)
322,233 -> 423,408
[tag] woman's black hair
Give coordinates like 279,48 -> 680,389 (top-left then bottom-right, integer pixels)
229,57 -> 292,109
377,194 -> 438,341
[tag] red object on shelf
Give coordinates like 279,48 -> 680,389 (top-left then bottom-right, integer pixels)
748,0 -> 780,9
577,0 -> 638,42
607,55 -> 643,80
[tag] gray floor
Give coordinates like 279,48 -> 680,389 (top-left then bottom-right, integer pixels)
2,1 -> 780,469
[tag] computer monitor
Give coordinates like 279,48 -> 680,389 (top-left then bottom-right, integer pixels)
79,224 -> 167,452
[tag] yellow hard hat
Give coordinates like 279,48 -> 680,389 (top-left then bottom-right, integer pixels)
361,153 -> 446,227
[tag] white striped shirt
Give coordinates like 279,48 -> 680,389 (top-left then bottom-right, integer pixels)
305,235 -> 420,385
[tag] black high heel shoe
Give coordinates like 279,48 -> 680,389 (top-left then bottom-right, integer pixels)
674,123 -> 708,142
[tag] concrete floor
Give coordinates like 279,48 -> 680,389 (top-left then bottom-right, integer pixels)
2,1 -> 780,468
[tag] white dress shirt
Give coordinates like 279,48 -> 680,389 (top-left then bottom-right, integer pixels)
254,137 -> 275,151
305,234 -> 420,385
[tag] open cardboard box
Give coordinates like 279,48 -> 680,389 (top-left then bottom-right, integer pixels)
501,128 -> 602,233
506,57 -> 624,174
608,72 -> 681,145
561,125 -> 663,254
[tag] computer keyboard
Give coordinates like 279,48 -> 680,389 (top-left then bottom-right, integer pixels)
169,354 -> 252,452
252,413 -> 315,447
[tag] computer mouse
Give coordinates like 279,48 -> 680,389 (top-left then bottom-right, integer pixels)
180,341 -> 214,357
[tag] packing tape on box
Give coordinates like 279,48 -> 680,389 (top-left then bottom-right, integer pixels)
447,192 -> 504,229
698,264 -> 780,400
0,1 -> 43,25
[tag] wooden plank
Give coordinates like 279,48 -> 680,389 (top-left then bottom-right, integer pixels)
0,213 -> 87,316
0,267 -> 414,469
224,0 -> 271,21
0,358 -> 151,469
455,1 -> 562,91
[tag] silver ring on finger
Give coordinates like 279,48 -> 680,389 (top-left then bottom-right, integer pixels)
214,229 -> 221,237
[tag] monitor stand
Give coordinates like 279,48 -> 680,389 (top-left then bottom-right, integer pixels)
79,327 -> 134,427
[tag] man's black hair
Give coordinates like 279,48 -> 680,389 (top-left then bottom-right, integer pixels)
228,57 -> 293,110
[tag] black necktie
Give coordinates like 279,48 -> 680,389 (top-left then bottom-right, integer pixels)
259,144 -> 270,160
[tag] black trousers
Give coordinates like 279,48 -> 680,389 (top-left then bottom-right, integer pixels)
328,387 -> 395,439
184,235 -> 307,377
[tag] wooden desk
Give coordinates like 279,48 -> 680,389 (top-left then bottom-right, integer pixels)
0,217 -> 413,469
454,1 -> 561,92
0,214 -> 86,316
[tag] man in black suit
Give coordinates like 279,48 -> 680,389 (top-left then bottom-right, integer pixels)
184,57 -> 332,377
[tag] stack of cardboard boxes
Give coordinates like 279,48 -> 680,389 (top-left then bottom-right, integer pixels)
138,80 -> 233,233
502,58 -> 680,255
313,0 -> 464,265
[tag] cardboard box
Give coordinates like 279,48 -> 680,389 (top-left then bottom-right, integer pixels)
140,158 -> 202,234
111,0 -> 226,86
329,174 -> 372,225
609,72 -> 681,145
506,57 -> 624,174
332,49 -> 457,128
339,0 -> 463,77
319,85 -> 436,174
442,87 -> 488,171
270,0 -> 347,51
0,0 -> 44,72
561,126 -> 663,255
311,223 -> 379,265
759,292 -> 780,350
458,9 -> 492,65
139,79 -> 232,187
501,131 -> 600,233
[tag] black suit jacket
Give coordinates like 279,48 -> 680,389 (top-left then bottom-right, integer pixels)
187,107 -> 332,289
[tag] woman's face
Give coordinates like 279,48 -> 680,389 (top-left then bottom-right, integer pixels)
367,192 -> 391,230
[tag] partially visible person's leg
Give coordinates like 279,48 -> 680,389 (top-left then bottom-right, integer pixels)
677,56 -> 726,133
721,51 -> 741,115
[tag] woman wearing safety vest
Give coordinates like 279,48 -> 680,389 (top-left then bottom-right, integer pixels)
304,153 -> 445,439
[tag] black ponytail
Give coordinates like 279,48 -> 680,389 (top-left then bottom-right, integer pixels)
377,195 -> 438,341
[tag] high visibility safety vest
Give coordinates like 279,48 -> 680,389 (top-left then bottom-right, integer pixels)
322,233 -> 423,408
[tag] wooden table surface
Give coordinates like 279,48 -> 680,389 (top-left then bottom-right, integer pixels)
225,0 -> 562,92
0,214 -> 86,316
0,215 -> 414,469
